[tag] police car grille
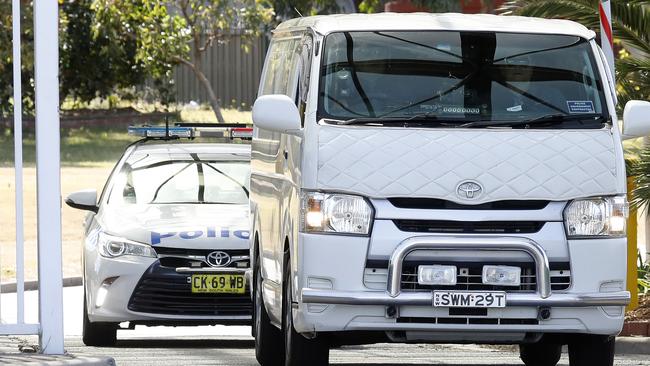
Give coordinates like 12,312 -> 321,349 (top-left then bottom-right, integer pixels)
155,248 -> 249,269
128,264 -> 251,316
398,262 -> 570,293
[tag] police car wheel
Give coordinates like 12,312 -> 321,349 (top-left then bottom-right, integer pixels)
568,335 -> 615,366
282,260 -> 329,366
254,262 -> 283,365
519,342 -> 561,366
82,290 -> 117,347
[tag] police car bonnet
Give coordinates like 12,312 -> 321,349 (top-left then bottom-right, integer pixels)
100,203 -> 250,250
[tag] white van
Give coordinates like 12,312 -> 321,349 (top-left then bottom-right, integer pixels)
250,13 -> 650,366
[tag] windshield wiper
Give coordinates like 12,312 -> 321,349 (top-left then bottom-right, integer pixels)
458,113 -> 606,128
335,113 -> 455,126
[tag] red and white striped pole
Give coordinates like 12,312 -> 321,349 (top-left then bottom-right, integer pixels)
599,0 -> 615,78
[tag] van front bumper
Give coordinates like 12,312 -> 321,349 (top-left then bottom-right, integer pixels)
294,234 -> 629,338
302,236 -> 630,307
301,289 -> 630,307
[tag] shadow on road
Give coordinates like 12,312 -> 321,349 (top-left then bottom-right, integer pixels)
112,338 -> 255,349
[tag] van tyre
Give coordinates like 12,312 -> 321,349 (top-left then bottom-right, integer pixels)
82,290 -> 117,347
254,263 -> 284,366
568,335 -> 615,366
519,343 -> 562,366
283,262 -> 329,366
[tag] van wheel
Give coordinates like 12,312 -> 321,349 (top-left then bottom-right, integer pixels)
519,343 -> 562,366
283,261 -> 329,366
254,263 -> 284,366
82,289 -> 117,347
568,335 -> 615,366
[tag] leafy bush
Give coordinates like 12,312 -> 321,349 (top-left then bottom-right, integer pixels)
640,251 -> 650,295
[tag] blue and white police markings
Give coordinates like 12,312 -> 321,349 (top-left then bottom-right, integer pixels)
151,227 -> 250,245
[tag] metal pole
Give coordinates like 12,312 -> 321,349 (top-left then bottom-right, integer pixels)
12,0 -> 25,326
599,0 -> 615,78
34,0 -> 64,354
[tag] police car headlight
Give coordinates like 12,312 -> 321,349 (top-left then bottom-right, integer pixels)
564,195 -> 628,238
300,191 -> 374,235
98,233 -> 157,258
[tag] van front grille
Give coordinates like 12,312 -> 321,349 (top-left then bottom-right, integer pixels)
388,198 -> 549,210
399,262 -> 571,292
393,220 -> 544,234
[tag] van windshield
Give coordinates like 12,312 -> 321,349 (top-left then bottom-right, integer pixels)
318,31 -> 609,128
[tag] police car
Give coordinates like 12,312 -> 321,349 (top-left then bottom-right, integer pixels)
65,125 -> 252,346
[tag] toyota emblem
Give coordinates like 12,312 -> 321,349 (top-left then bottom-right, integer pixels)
457,181 -> 483,200
206,251 -> 231,267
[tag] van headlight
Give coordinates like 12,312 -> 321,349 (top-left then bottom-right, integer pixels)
564,195 -> 628,238
98,232 -> 157,258
301,191 -> 374,235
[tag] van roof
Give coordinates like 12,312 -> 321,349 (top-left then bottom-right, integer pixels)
275,13 -> 595,40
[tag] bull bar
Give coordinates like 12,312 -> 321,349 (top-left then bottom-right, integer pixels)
301,236 -> 631,307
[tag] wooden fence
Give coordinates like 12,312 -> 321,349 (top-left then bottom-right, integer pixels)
173,34 -> 269,109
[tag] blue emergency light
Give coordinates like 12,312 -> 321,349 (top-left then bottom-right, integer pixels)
127,126 -> 194,138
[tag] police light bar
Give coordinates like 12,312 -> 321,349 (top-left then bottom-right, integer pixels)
175,123 -> 253,140
230,127 -> 253,139
128,126 -> 193,138
127,123 -> 253,140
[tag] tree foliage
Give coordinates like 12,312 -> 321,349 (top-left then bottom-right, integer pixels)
0,0 -> 146,116
93,0 -> 274,121
272,0 -> 342,18
0,1 -> 145,117
61,0 -> 146,105
0,2 -> 34,118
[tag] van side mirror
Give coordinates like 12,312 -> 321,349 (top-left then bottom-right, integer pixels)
65,189 -> 98,213
252,95 -> 302,134
622,100 -> 650,140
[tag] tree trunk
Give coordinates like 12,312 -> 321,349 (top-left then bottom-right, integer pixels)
191,37 -> 225,123
193,67 -> 226,123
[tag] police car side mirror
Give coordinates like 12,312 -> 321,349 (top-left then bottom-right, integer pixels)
65,189 -> 98,213
252,95 -> 302,135
622,100 -> 650,140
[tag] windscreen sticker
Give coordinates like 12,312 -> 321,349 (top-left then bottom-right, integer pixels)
566,101 -> 595,114
150,228 -> 250,245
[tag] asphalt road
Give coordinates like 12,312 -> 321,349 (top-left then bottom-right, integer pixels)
3,287 -> 650,365
66,335 -> 650,366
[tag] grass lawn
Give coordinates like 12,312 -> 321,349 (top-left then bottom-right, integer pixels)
0,108 -> 252,166
0,126 -> 138,166
1,165 -> 114,281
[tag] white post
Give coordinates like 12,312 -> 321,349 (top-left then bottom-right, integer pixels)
34,0 -> 64,355
599,0 -> 615,78
12,0 -> 25,326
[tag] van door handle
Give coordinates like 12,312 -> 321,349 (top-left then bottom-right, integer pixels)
283,149 -> 288,160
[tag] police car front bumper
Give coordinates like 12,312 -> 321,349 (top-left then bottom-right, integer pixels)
87,255 -> 252,324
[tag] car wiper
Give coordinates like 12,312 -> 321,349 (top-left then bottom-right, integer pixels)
457,113 -> 606,128
335,113 -> 455,126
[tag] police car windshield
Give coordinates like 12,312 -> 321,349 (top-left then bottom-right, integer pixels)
318,31 -> 608,128
107,159 -> 250,205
